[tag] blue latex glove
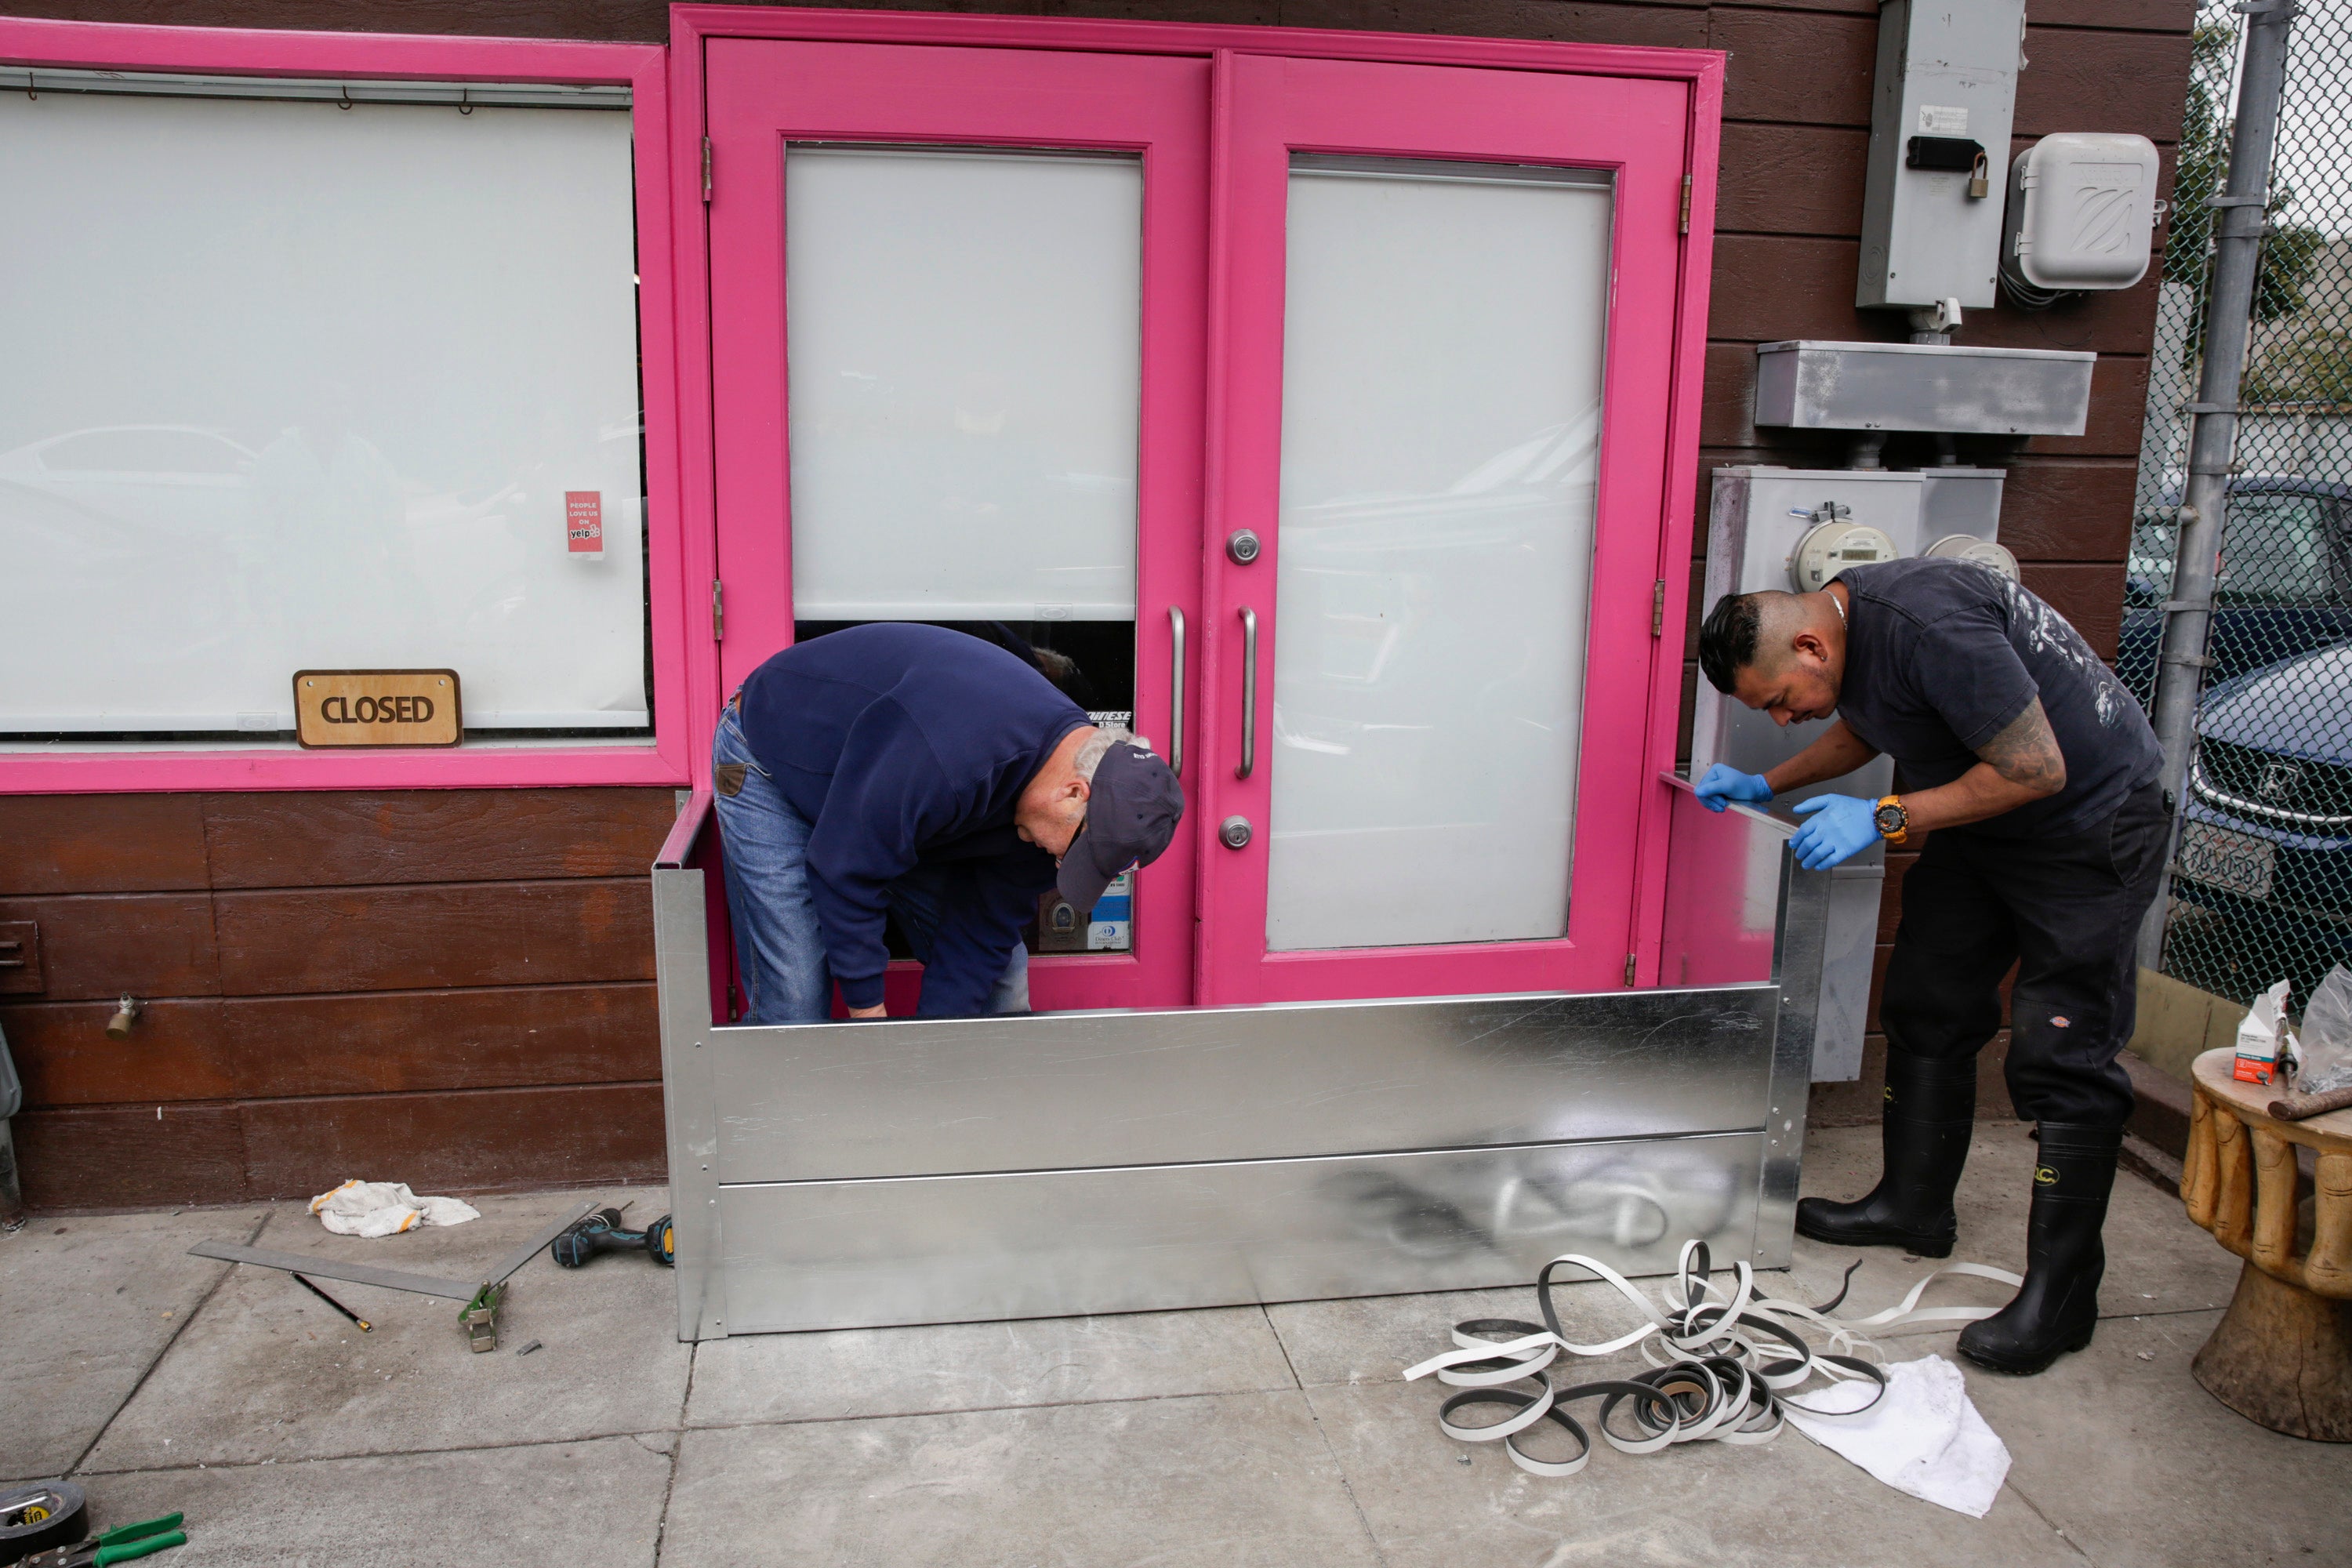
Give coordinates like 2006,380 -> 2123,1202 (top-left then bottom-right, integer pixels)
1693,763 -> 1773,813
1789,794 -> 1882,870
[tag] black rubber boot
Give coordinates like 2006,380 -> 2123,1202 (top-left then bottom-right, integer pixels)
1795,1047 -> 1976,1257
1958,1122 -> 2122,1375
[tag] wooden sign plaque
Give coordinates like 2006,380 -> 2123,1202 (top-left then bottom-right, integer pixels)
293,670 -> 463,749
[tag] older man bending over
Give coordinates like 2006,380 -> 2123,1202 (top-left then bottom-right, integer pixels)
711,622 -> 1183,1022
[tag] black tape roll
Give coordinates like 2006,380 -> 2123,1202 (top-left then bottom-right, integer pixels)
0,1481 -> 88,1566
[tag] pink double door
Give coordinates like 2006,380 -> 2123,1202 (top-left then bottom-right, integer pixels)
706,39 -> 1694,1013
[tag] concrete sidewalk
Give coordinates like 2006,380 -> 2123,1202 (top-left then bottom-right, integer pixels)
3,1124 -> 2343,1567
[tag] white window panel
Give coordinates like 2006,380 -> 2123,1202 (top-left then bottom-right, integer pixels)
0,86 -> 645,739
785,147 -> 1142,622
1266,158 -> 1613,951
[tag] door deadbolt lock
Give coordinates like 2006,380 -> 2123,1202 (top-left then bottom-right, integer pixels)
1225,528 -> 1261,565
1219,815 -> 1253,850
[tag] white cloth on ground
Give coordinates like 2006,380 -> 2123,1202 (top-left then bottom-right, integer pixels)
309,1179 -> 481,1237
1783,1353 -> 2010,1518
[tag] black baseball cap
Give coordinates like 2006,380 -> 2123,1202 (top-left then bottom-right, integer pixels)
1058,739 -> 1185,915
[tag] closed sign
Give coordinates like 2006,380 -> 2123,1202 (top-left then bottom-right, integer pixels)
293,670 -> 462,748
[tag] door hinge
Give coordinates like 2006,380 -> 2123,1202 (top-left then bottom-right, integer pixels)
1679,174 -> 1692,236
1651,578 -> 1667,637
711,579 -> 724,641
702,136 -> 713,203
1624,953 -> 1638,987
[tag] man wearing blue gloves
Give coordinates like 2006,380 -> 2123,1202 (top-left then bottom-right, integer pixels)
1693,558 -> 2164,1377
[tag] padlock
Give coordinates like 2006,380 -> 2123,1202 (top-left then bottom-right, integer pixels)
1969,151 -> 1990,201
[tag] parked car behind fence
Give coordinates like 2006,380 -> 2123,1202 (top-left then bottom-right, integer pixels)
2165,640 -> 2352,1004
2118,476 -> 2352,705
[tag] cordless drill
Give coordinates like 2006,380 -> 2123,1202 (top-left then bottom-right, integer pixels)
550,1207 -> 676,1269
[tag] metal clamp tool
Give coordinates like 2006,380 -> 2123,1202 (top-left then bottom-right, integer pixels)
20,1512 -> 186,1568
189,1199 -> 599,1352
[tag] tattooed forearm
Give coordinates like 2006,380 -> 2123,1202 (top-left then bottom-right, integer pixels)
1894,699 -> 2067,832
1977,699 -> 2067,797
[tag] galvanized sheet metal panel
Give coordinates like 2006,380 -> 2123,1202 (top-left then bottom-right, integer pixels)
655,773 -> 1828,1339
708,985 -> 1777,1185
716,1133 -> 1763,1332
655,796 -> 727,1343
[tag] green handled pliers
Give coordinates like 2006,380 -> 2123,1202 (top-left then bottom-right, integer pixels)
21,1512 -> 187,1567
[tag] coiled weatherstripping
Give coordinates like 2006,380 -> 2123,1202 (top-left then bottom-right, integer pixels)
1403,1241 -> 2019,1476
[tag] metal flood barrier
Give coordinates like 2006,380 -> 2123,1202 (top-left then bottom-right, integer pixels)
652,776 -> 1828,1340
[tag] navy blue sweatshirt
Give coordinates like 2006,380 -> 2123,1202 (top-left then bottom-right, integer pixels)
735,624 -> 1089,1015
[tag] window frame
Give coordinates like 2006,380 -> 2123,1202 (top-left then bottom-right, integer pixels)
0,17 -> 691,793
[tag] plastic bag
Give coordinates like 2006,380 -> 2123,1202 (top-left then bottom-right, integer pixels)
2297,965 -> 2352,1096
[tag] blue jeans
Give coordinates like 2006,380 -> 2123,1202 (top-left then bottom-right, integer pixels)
711,702 -> 1029,1023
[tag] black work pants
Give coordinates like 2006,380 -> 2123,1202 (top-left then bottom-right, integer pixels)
1878,780 -> 2169,1127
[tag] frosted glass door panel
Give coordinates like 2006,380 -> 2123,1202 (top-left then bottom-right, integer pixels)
1266,160 -> 1611,952
786,148 -> 1142,621
0,86 -> 646,740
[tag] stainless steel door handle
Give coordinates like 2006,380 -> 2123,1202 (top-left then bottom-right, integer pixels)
1235,606 -> 1257,780
1167,605 -> 1185,775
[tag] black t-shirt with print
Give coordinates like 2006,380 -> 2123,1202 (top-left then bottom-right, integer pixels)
1831,558 -> 2161,839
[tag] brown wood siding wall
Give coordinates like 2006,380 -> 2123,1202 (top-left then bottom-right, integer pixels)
0,791 -> 677,1207
0,0 -> 2195,1204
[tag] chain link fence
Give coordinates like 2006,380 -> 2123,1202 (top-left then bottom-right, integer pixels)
2129,0 -> 2352,1007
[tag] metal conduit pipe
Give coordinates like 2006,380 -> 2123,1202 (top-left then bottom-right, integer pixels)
2140,0 -> 2303,971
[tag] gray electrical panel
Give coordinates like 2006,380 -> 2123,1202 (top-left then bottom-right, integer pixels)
1857,0 -> 2027,310
1694,470 -> 1918,817
1753,341 -> 2095,436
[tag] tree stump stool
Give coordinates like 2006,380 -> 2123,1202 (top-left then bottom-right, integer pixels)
2180,1047 -> 2352,1441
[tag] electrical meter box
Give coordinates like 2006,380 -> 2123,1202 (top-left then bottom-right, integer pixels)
1693,465 -> 2015,1082
2001,132 -> 2162,294
1917,466 -> 2005,543
1789,519 -> 1900,592
1917,466 -> 2020,581
1694,469 -> 1923,818
1695,463 -> 2016,804
1857,0 -> 2027,310
1925,533 -> 2020,579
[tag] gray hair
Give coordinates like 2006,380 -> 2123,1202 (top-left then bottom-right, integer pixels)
1073,724 -> 1150,782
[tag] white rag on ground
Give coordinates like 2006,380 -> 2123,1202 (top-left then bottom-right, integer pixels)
1783,1353 -> 2009,1517
309,1179 -> 481,1238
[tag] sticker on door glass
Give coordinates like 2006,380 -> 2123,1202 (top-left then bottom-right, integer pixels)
566,491 -> 604,556
1087,869 -> 1133,951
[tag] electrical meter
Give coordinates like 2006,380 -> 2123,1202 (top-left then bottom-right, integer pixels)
1925,533 -> 2020,581
1789,520 -> 1900,592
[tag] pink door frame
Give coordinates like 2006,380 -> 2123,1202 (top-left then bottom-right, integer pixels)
702,39 -> 1209,1012
1196,52 -> 1703,1004
667,7 -> 1721,1002
0,16 -> 695,794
